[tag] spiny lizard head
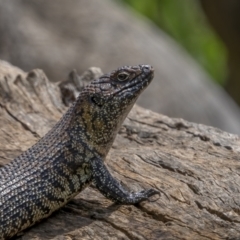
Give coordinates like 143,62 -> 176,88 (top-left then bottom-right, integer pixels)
73,65 -> 154,155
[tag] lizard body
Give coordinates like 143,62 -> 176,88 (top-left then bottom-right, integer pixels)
0,65 -> 158,239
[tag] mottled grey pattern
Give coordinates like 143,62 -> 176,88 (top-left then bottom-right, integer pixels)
0,65 -> 158,239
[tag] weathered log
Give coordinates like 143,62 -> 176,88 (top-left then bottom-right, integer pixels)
1,61 -> 240,239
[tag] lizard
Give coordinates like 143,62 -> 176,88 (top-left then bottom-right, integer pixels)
0,64 -> 158,239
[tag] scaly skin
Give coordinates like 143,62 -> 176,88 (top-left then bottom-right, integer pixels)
0,65 -> 158,239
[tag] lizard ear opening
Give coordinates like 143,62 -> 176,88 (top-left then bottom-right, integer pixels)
91,96 -> 104,107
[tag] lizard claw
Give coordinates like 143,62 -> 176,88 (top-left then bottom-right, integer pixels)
134,188 -> 160,203
141,188 -> 160,199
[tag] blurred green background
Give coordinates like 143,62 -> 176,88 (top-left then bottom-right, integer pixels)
121,0 -> 227,85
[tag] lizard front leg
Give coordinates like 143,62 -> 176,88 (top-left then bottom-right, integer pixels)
90,157 -> 159,204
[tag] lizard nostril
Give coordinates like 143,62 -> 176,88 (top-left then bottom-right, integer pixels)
141,65 -> 154,73
141,65 -> 151,70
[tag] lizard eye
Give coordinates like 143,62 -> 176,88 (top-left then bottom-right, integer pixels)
117,72 -> 129,81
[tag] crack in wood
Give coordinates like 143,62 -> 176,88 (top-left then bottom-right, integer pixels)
0,102 -> 40,138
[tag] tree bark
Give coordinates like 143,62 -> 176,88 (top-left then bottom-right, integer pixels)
1,61 -> 240,239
